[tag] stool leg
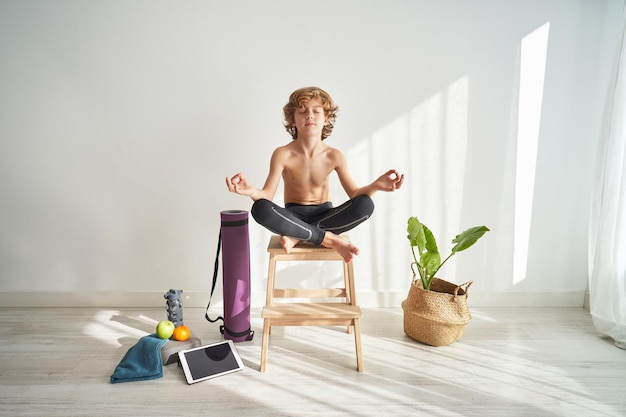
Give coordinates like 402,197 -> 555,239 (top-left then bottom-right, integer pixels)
266,254 -> 277,337
344,260 -> 356,333
353,318 -> 364,372
266,255 -> 277,306
260,318 -> 270,372
345,261 -> 356,305
343,261 -> 351,304
261,251 -> 277,371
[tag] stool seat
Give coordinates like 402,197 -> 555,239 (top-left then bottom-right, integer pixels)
260,235 -> 363,372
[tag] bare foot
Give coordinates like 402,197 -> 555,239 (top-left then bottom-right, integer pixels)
280,236 -> 300,254
322,233 -> 360,263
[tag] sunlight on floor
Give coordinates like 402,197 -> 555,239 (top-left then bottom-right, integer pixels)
4,307 -> 622,416
82,309 -> 159,347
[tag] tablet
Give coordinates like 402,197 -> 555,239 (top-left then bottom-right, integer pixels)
178,340 -> 244,384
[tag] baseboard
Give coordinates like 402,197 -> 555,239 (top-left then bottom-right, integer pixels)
469,290 -> 586,308
0,291 -> 218,309
0,290 -> 586,308
359,290 -> 585,308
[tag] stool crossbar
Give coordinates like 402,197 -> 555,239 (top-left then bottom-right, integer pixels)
260,235 -> 363,372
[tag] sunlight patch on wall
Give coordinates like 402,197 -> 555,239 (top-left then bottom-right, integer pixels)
408,76 -> 469,272
444,75 -> 469,227
513,22 -> 550,285
341,75 -> 469,293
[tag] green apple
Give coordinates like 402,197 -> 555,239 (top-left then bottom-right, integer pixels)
156,320 -> 175,339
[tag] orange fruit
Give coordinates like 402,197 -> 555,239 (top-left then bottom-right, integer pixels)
172,325 -> 190,341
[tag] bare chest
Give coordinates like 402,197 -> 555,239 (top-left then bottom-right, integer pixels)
282,155 -> 334,189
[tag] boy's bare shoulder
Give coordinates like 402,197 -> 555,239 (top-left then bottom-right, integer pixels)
271,143 -> 294,158
325,144 -> 346,161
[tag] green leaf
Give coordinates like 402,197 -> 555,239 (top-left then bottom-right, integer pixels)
422,224 -> 438,253
451,225 -> 490,253
407,217 -> 425,252
419,224 -> 441,277
421,251 -> 441,278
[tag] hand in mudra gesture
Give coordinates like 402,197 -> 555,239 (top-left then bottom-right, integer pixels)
374,169 -> 405,192
226,173 -> 255,197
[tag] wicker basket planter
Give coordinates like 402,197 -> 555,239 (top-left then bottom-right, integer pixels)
401,276 -> 472,346
404,216 -> 487,346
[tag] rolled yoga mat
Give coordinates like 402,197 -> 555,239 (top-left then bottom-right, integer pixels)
205,210 -> 254,342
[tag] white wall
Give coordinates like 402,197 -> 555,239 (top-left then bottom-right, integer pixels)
0,0 -> 623,307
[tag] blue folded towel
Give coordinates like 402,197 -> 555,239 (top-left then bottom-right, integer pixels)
110,334 -> 168,384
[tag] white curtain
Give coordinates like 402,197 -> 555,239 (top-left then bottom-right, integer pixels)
588,5 -> 626,350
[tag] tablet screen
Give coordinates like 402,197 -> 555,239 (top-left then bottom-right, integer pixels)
178,340 -> 244,384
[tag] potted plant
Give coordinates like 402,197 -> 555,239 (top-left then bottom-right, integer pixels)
402,216 -> 489,346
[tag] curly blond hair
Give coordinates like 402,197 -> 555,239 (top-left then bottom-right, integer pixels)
283,86 -> 339,140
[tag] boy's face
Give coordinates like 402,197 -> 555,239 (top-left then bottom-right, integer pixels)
292,98 -> 328,137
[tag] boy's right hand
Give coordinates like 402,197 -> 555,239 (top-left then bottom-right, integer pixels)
226,173 -> 254,197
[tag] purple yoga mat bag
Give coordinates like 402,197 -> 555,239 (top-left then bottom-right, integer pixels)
205,210 -> 254,342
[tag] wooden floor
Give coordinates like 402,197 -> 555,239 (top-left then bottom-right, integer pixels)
0,307 -> 624,417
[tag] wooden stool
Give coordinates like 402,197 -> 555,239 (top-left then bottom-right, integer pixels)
260,235 -> 363,372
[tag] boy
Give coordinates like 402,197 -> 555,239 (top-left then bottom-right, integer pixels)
226,86 -> 404,263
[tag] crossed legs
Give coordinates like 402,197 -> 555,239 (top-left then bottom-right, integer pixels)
251,194 -> 374,263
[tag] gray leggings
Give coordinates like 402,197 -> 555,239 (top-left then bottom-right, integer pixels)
250,194 -> 374,245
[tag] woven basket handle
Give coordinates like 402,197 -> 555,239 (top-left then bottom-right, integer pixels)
410,262 -> 422,285
454,281 -> 473,297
